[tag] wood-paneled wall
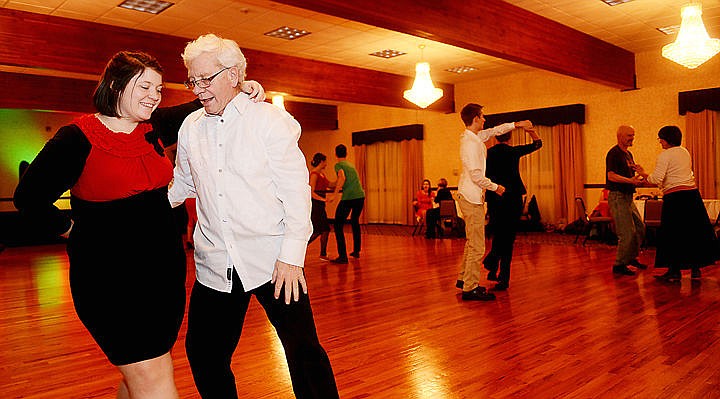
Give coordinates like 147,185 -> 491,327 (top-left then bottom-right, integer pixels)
0,8 -> 454,113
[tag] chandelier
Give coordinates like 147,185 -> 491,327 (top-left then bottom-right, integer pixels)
403,45 -> 443,108
662,3 -> 720,69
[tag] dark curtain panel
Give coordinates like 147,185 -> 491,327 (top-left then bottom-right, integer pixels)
352,124 -> 423,146
679,87 -> 720,115
484,104 -> 585,127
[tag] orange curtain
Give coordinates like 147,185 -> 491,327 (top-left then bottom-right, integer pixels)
685,110 -> 717,199
401,139 -> 424,225
354,139 -> 422,225
551,123 -> 585,223
354,144 -> 368,224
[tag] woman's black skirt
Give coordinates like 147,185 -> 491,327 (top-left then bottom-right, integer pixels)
655,189 -> 719,270
311,198 -> 331,234
67,188 -> 187,365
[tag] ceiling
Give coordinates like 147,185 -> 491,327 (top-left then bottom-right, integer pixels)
2,0 -> 720,85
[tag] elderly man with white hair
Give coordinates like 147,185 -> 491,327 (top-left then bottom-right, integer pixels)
169,33 -> 339,399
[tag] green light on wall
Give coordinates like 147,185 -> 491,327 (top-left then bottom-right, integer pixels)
0,109 -> 51,174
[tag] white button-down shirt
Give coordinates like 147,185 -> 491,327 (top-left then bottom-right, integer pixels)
169,93 -> 312,293
458,123 -> 516,204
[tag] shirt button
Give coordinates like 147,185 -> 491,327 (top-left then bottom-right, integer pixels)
218,169 -> 222,173
219,144 -> 223,147
218,193 -> 223,197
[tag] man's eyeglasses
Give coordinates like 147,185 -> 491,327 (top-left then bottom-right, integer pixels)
184,67 -> 230,90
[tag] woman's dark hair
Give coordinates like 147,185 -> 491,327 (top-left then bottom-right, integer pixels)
93,51 -> 163,117
421,179 -> 431,194
335,144 -> 347,158
658,125 -> 682,147
311,152 -> 327,167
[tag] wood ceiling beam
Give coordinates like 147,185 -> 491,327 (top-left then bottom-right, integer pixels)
272,0 -> 636,90
0,8 -> 453,112
0,71 -> 339,131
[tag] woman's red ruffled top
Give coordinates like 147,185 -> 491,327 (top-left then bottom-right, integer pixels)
71,114 -> 173,202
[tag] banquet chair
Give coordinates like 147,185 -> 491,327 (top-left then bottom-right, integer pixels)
642,199 -> 662,247
438,200 -> 460,237
573,197 -> 613,245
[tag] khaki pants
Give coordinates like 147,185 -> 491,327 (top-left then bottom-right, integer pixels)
457,195 -> 486,292
608,191 -> 644,267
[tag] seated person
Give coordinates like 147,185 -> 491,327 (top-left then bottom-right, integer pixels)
413,179 -> 435,222
425,178 -> 453,238
591,188 -> 611,218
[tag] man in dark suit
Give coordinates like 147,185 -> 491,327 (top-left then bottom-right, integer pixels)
484,129 -> 542,290
425,178 -> 454,238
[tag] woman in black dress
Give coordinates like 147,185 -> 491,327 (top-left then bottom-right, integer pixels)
636,126 -> 718,281
308,152 -> 332,258
14,51 -> 263,398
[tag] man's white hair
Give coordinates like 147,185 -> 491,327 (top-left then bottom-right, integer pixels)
182,34 -> 247,80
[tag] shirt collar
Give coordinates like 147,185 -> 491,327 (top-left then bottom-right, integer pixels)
197,91 -> 251,120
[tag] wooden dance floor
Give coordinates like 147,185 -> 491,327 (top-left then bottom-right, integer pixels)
2,229 -> 720,398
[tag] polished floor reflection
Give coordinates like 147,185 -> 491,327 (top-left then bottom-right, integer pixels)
2,230 -> 719,398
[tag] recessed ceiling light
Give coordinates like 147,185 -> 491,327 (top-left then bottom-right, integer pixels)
600,0 -> 633,5
369,49 -> 406,59
445,66 -> 477,74
264,26 -> 311,40
118,0 -> 174,14
657,25 -> 680,35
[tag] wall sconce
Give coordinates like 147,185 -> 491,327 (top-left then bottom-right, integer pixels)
403,45 -> 443,108
272,94 -> 286,110
662,3 -> 720,69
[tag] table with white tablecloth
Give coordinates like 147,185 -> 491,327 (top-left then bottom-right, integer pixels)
634,199 -> 720,222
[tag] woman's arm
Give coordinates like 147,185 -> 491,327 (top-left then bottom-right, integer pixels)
149,80 -> 266,147
14,125 -> 90,236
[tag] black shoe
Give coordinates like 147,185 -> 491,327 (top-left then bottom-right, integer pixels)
331,257 -> 348,264
654,270 -> 681,282
349,252 -> 360,258
456,280 -> 464,289
487,271 -> 498,281
612,265 -> 635,276
491,282 -> 509,291
691,268 -> 701,279
461,287 -> 496,301
629,259 -> 648,270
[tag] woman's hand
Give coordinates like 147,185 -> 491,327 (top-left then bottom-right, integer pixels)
241,80 -> 266,102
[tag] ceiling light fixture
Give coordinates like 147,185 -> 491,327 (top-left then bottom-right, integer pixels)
657,25 -> 681,36
403,45 -> 443,109
600,0 -> 634,5
264,26 -> 311,40
662,3 -> 720,69
369,49 -> 406,59
446,65 -> 477,74
118,0 -> 174,14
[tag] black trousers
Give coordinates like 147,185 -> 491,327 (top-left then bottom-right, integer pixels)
425,208 -> 440,238
484,194 -> 524,284
185,271 -> 339,399
334,197 -> 365,257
